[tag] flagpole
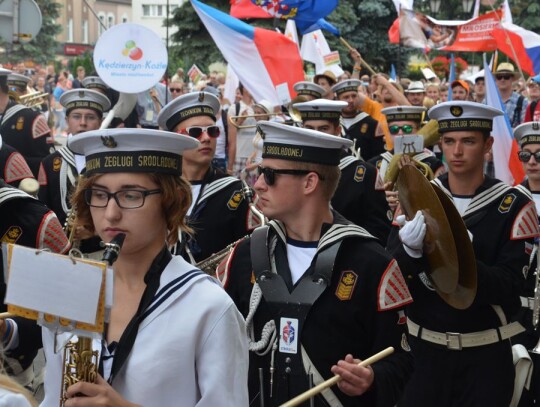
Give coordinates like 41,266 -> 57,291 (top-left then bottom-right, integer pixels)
338,37 -> 377,76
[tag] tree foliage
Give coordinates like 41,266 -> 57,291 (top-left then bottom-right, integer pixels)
1,0 -> 62,65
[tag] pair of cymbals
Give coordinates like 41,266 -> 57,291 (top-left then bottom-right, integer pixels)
397,164 -> 477,309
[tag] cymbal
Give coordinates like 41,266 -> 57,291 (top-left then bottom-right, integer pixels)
397,164 -> 459,294
432,184 -> 477,309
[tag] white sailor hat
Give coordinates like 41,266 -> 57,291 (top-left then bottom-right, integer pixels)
157,91 -> 221,131
7,73 -> 30,89
293,81 -> 325,99
258,121 -> 352,166
405,81 -> 425,93
515,122 -> 540,147
0,68 -> 11,76
293,99 -> 347,121
331,79 -> 362,96
253,100 -> 273,115
60,89 -> 111,117
381,106 -> 426,123
68,128 -> 199,177
82,76 -> 108,91
429,101 -> 503,133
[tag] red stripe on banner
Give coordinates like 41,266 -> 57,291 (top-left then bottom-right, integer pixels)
509,140 -> 525,185
388,18 -> 400,44
253,27 -> 304,99
230,0 -> 272,19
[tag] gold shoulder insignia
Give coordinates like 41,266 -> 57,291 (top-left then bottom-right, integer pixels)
335,271 -> 358,301
53,156 -> 62,172
227,190 -> 244,210
360,123 -> 368,134
2,226 -> 22,243
354,164 -> 366,182
16,116 -> 24,130
498,193 -> 516,214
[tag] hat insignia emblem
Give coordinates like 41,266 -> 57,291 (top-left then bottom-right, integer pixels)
101,136 -> 117,148
78,91 -> 85,98
198,92 -> 205,102
450,106 -> 463,117
533,123 -> 539,131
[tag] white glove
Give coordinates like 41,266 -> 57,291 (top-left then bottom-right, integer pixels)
398,210 -> 426,258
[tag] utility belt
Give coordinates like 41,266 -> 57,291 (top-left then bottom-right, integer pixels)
520,296 -> 535,310
407,318 -> 525,350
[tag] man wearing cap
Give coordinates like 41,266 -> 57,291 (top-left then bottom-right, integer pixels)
368,106 -> 444,212
294,98 -> 392,243
394,101 -> 537,406
332,79 -> 382,161
221,121 -> 413,406
473,73 -> 486,103
293,81 -> 325,101
512,121 -> 540,406
405,81 -> 426,107
314,70 -> 337,100
525,75 -> 540,123
0,68 -> 52,177
7,73 -> 32,98
157,91 -> 256,266
451,80 -> 470,101
495,62 -> 528,128
38,89 -> 111,253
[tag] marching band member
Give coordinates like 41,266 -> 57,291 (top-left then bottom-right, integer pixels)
513,121 -> 540,405
40,128 -> 249,407
221,121 -> 413,406
393,102 -> 538,406
0,133 -> 35,189
293,81 -> 326,101
293,99 -> 392,243
0,68 -> 52,177
157,91 -> 257,264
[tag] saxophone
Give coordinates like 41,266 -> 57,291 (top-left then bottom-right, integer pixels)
64,207 -> 83,258
59,233 -> 126,406
196,179 -> 266,275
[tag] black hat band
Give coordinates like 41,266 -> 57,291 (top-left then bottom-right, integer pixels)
262,142 -> 341,166
297,89 -> 322,98
165,106 -> 216,131
300,111 -> 341,121
8,79 -> 27,88
385,113 -> 424,123
438,119 -> 493,133
335,86 -> 358,95
65,101 -> 104,117
520,135 -> 540,146
85,151 -> 182,176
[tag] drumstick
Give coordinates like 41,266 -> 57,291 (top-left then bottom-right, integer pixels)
279,347 -> 394,407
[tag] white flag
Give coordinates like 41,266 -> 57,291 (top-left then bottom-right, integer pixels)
284,20 -> 299,51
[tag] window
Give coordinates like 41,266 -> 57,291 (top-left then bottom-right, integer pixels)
142,4 -> 174,17
121,13 -> 128,23
82,20 -> 88,43
142,5 -> 150,16
98,13 -> 106,36
67,18 -> 73,42
107,13 -> 114,28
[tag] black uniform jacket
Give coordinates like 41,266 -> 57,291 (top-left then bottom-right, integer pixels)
0,100 -> 52,176
223,212 -> 413,407
341,113 -> 383,162
332,153 -> 391,244
174,167 -> 254,264
389,174 -> 538,333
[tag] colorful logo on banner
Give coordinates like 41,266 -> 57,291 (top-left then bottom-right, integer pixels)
94,23 -> 167,93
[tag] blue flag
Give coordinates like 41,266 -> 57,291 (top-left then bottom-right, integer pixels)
447,54 -> 455,101
298,17 -> 339,36
390,64 -> 397,81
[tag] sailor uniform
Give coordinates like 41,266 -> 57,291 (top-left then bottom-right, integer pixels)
341,113 -> 382,162
0,143 -> 34,188
40,253 -> 249,407
333,154 -> 391,243
390,174 -> 539,406
0,100 -> 52,177
172,167 -> 253,264
222,213 -> 413,406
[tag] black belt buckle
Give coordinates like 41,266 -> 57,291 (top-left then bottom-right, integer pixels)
445,332 -> 463,350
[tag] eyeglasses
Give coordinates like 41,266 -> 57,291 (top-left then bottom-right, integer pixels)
178,125 -> 220,139
518,151 -> 540,163
84,189 -> 162,209
496,75 -> 513,81
69,113 -> 100,122
256,166 -> 324,186
389,124 -> 415,135
170,88 -> 183,93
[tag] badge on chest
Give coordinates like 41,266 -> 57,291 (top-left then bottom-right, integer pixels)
279,317 -> 299,354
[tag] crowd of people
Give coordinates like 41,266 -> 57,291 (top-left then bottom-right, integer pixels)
0,48 -> 539,407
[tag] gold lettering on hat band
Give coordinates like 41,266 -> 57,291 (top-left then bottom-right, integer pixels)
84,152 -> 182,176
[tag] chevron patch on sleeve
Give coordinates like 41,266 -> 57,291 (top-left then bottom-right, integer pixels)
5,152 -> 33,183
32,114 -> 51,139
37,163 -> 48,186
374,169 -> 385,191
511,201 -> 540,240
378,259 -> 413,311
37,211 -> 70,254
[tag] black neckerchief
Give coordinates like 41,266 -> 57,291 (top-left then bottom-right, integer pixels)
103,246 -> 172,385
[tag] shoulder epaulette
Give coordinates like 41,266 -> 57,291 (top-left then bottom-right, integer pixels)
199,176 -> 239,202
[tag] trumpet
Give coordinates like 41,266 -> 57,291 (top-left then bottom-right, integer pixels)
19,91 -> 49,108
229,112 -> 284,129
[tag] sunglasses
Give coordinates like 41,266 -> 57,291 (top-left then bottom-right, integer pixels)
389,124 -> 415,135
170,88 -> 183,93
256,166 -> 324,186
179,125 -> 220,138
496,75 -> 513,80
518,151 -> 540,163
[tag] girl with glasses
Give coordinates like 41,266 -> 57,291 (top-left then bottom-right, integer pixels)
39,128 -> 249,407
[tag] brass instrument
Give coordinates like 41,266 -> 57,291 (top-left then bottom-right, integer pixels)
60,233 -> 126,407
19,91 -> 49,108
63,207 -> 83,258
229,112 -> 285,129
196,179 -> 266,276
